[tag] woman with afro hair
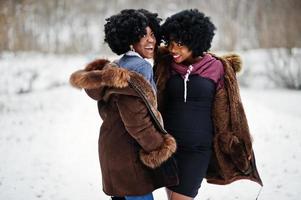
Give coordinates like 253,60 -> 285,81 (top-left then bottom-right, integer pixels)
154,9 -> 262,200
104,9 -> 161,90
70,9 -> 179,200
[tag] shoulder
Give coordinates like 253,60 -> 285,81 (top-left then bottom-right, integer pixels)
210,58 -> 224,74
119,55 -> 151,67
200,54 -> 224,84
209,52 -> 242,73
118,55 -> 152,77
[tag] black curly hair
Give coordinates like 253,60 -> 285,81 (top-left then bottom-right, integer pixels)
104,9 -> 161,55
161,9 -> 216,57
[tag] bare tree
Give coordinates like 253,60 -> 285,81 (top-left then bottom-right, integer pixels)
267,49 -> 301,90
0,0 -> 301,53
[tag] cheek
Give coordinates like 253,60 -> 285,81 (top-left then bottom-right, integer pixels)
153,38 -> 156,44
180,49 -> 188,57
133,43 -> 143,53
184,49 -> 193,58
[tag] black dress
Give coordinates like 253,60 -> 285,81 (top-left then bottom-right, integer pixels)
164,74 -> 216,198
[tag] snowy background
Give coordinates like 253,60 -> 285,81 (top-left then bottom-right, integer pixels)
1,0 -> 301,199
0,50 -> 300,200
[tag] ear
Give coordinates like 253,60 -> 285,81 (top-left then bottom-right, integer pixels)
130,45 -> 135,52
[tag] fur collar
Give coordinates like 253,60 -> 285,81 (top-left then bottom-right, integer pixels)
210,53 -> 242,73
69,59 -> 157,108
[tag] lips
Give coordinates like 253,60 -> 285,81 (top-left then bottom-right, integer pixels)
172,54 -> 181,62
145,46 -> 154,51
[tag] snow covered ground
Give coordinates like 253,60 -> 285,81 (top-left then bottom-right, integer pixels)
0,52 -> 300,200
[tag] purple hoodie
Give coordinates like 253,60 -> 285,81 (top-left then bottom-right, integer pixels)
171,53 -> 224,102
171,53 -> 224,89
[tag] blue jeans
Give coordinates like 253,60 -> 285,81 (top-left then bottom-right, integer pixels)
125,193 -> 154,200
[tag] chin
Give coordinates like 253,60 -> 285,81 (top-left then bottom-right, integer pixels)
144,54 -> 153,59
174,59 -> 183,64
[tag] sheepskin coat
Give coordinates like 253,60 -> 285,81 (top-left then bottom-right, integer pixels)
154,47 -> 263,186
69,59 -> 178,196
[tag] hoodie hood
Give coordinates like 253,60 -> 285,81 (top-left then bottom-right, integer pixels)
171,53 -> 224,85
169,53 -> 224,102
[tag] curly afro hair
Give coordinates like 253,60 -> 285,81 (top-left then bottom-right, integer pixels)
161,9 -> 216,57
104,9 -> 161,55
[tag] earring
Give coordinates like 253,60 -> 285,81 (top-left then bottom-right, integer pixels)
130,45 -> 135,52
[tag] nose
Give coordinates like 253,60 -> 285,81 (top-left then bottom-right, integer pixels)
146,35 -> 155,43
168,43 -> 176,53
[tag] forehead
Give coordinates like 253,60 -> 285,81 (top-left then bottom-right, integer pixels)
166,35 -> 182,43
145,26 -> 153,33
168,41 -> 184,47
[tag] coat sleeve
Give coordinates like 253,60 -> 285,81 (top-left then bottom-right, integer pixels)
116,94 -> 176,169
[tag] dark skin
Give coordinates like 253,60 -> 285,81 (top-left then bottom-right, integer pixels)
167,41 -> 202,66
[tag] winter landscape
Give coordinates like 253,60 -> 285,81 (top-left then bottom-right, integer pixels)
1,0 -> 301,199
0,50 -> 300,200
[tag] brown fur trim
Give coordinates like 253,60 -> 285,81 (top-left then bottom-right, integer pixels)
70,58 -> 158,112
70,58 -> 129,89
129,71 -> 157,108
85,59 -> 110,71
129,72 -> 163,126
69,66 -> 130,89
139,134 -> 176,169
222,54 -> 242,73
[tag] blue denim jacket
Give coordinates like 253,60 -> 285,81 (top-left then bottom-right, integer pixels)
116,53 -> 157,92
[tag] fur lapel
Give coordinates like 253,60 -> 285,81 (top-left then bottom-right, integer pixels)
69,60 -> 130,90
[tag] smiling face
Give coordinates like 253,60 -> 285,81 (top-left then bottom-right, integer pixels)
167,41 -> 195,64
132,26 -> 156,59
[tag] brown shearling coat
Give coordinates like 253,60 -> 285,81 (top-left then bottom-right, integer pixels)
69,59 -> 178,196
154,47 -> 263,186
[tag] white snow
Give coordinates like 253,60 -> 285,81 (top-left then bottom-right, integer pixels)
0,51 -> 300,200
